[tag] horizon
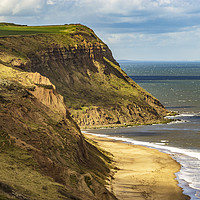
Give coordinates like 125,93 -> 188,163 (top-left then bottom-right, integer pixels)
0,0 -> 200,61
1,21 -> 200,63
118,59 -> 200,62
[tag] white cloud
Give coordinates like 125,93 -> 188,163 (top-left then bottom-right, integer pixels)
0,0 -> 200,61
1,0 -> 199,23
74,0 -> 200,15
158,0 -> 172,5
95,0 -> 145,14
104,26 -> 200,47
0,16 -> 6,21
0,0 -> 45,16
47,0 -> 55,5
99,25 -> 200,60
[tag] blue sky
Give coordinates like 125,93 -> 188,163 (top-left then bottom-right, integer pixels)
0,0 -> 200,61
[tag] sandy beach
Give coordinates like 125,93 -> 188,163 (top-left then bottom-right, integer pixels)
84,133 -> 190,200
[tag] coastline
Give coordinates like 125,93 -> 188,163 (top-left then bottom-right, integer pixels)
80,118 -> 173,130
84,133 -> 190,200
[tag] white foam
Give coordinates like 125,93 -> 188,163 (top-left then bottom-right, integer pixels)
166,113 -> 198,119
161,140 -> 169,143
191,183 -> 200,191
83,131 -> 200,199
155,143 -> 167,146
84,131 -> 200,160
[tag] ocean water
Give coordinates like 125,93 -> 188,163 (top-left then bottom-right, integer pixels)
86,61 -> 200,200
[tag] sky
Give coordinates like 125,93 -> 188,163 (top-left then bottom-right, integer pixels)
0,0 -> 200,61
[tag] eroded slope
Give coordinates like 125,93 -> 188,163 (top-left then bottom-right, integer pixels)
0,64 -> 116,200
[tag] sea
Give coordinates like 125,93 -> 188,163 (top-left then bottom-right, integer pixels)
84,61 -> 200,200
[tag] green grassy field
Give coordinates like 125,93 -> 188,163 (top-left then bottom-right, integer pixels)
0,23 -> 90,36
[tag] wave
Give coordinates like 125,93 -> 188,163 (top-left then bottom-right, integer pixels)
177,113 -> 200,117
166,113 -> 199,119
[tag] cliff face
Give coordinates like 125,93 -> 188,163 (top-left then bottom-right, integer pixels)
0,64 -> 116,200
0,24 -> 169,128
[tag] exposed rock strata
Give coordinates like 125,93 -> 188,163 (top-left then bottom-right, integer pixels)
0,25 -> 169,128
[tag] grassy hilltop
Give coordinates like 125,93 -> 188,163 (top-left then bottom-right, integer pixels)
0,23 -> 93,36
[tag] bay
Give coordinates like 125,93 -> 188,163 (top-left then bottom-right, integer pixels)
87,61 -> 200,200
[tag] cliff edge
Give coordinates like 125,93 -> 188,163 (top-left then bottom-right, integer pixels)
0,24 -> 169,128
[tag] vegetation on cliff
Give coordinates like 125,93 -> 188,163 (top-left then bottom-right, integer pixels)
0,23 -> 169,128
0,64 -> 116,200
0,23 -> 172,199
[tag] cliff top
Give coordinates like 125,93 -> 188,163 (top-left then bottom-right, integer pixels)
0,23 -> 99,38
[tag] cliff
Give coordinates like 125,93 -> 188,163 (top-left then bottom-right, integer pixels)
0,24 -> 169,128
0,64 -> 116,200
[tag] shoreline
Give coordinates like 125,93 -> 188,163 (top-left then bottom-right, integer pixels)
80,118 -> 173,130
84,133 -> 190,200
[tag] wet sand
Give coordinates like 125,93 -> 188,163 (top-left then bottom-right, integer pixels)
84,133 -> 190,200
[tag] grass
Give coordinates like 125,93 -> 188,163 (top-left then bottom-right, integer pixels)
0,66 -> 80,199
0,150 -> 67,200
67,60 -> 142,111
0,194 -> 16,200
0,64 -> 33,89
0,63 -> 118,199
0,23 -> 102,68
0,24 -> 65,36
0,23 -> 94,37
0,130 -> 67,200
0,25 -> 142,112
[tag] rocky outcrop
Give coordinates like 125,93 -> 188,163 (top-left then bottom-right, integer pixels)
26,72 -> 66,116
72,103 -> 165,128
